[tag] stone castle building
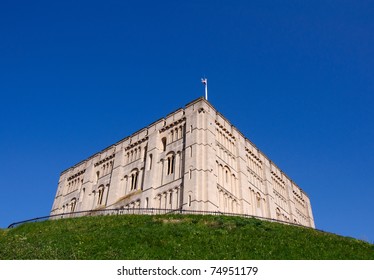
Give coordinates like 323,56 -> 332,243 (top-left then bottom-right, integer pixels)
51,97 -> 315,228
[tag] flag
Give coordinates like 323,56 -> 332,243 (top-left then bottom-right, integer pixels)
201,78 -> 207,85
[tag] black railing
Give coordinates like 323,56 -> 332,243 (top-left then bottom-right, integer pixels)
7,207 -> 312,229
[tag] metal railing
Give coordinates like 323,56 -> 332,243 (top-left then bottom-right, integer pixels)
7,207 -> 311,229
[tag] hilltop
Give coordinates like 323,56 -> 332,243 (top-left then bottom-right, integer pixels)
0,214 -> 373,259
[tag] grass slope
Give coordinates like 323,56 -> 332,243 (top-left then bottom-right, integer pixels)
1,214 -> 373,260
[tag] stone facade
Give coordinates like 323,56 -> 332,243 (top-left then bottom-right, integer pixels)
51,97 -> 315,228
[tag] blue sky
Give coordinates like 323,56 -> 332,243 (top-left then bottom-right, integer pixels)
1,0 -> 373,243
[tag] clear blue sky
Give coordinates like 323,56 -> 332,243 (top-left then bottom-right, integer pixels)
1,0 -> 373,243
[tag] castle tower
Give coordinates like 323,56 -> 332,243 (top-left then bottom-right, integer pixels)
51,97 -> 315,228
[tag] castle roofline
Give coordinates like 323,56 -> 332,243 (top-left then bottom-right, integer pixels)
59,96 -> 306,197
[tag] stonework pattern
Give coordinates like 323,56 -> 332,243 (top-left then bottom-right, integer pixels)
51,97 -> 315,228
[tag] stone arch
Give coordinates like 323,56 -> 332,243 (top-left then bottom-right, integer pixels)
70,198 -> 77,212
161,137 -> 167,151
165,151 -> 176,175
276,207 -> 282,221
97,184 -> 105,205
130,168 -> 139,191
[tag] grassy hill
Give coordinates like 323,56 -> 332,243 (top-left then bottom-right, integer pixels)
0,214 -> 373,259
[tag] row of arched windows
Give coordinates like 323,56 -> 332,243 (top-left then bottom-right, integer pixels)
90,184 -> 109,209
168,125 -> 184,143
216,162 -> 237,195
60,198 -> 77,214
276,207 -> 290,222
102,160 -> 114,176
123,199 -> 141,209
248,188 -> 266,217
60,179 -> 110,214
217,186 -> 239,213
120,168 -> 141,197
126,146 -> 143,164
294,195 -> 308,217
161,152 -> 182,184
295,208 -> 308,224
156,187 -> 180,209
271,174 -> 286,197
273,189 -> 288,212
248,169 -> 263,191
160,124 -> 185,153
246,152 -> 263,178
217,143 -> 235,167
66,177 -> 83,194
216,128 -> 235,154
95,160 -> 114,183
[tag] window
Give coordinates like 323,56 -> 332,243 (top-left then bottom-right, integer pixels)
256,193 -> 261,208
276,207 -> 281,220
70,199 -> 76,212
162,137 -> 167,151
130,169 -> 139,190
170,130 -> 174,142
188,195 -> 192,207
167,154 -> 175,175
98,186 -> 104,205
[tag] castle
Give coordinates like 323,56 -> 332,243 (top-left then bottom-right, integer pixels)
51,97 -> 315,228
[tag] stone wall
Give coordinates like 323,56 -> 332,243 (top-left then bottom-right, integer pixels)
51,97 -> 315,228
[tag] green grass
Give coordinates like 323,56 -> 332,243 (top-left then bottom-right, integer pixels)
0,214 -> 373,259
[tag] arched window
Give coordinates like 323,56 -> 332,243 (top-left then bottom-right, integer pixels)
130,169 -> 139,190
276,207 -> 281,221
170,130 -> 174,142
97,186 -> 105,205
70,198 -> 77,212
169,192 -> 173,208
161,137 -> 167,152
166,153 -> 175,175
256,192 -> 261,208
96,171 -> 100,183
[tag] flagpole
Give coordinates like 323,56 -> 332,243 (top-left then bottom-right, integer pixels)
201,78 -> 208,100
